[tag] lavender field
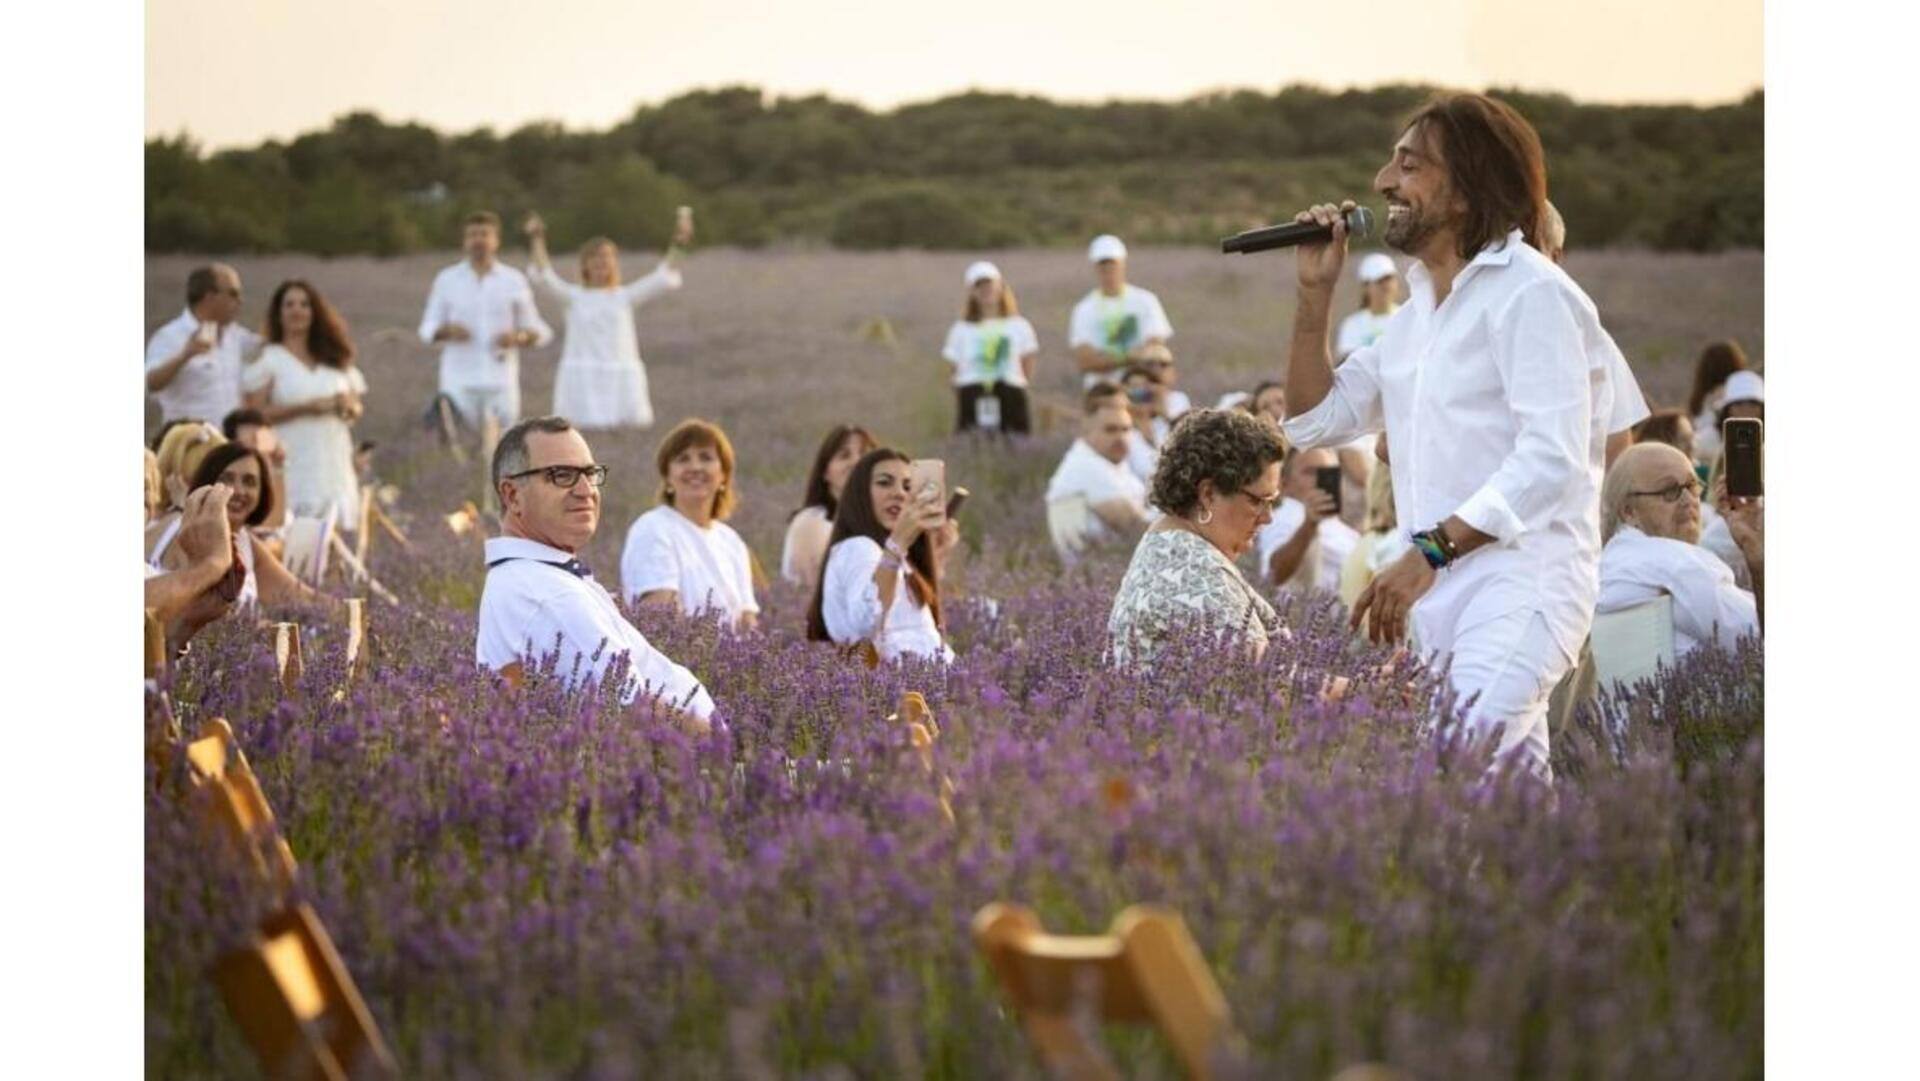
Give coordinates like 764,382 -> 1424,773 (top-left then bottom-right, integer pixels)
144,248 -> 1764,1078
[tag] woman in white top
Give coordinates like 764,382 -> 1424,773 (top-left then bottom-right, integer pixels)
621,419 -> 761,632
1334,252 -> 1401,362
523,210 -> 692,430
780,423 -> 876,591
146,442 -> 339,615
1684,339 -> 1750,468
942,262 -> 1039,435
807,448 -> 958,665
241,280 -> 368,532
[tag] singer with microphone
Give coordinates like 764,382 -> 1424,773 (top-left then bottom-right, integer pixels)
1274,93 -> 1619,780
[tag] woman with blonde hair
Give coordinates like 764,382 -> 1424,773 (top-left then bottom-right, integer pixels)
149,442 -> 340,614
524,209 -> 692,430
153,422 -> 226,513
621,418 -> 761,631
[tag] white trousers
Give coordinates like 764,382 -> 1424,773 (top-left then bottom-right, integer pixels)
444,383 -> 521,427
1426,608 -> 1575,780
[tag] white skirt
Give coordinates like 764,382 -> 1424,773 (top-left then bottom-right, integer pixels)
554,360 -> 654,430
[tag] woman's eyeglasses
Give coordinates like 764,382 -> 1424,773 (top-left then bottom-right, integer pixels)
508,464 -> 609,489
1236,487 -> 1283,511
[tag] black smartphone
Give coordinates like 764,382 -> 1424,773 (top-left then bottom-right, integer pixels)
945,486 -> 970,519
1722,418 -> 1762,499
1314,465 -> 1343,515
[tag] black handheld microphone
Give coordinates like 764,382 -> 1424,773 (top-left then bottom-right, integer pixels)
1221,206 -> 1375,254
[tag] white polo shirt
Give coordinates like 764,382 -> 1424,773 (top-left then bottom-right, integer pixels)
418,262 -> 554,391
1069,285 -> 1173,389
145,308 -> 261,423
476,536 -> 714,719
1045,439 -> 1149,546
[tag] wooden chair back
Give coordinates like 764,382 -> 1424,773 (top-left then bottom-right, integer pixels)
270,622 -> 304,692
342,599 -> 368,683
213,902 -> 397,1081
185,718 -> 299,898
973,902 -> 1240,1081
282,508 -> 338,587
445,501 -> 481,538
145,607 -> 166,681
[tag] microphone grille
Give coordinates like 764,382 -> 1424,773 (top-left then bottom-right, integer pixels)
1346,206 -> 1375,240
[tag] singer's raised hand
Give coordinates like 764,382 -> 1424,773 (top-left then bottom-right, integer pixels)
1294,199 -> 1356,293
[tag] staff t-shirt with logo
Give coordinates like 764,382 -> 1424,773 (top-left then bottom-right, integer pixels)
1069,285 -> 1173,388
942,316 -> 1038,388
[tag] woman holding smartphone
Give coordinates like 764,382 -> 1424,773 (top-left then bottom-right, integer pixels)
524,208 -> 692,430
807,448 -> 958,664
941,262 -> 1039,435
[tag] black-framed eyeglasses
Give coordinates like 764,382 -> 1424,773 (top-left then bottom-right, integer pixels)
507,464 -> 609,489
1628,478 -> 1702,504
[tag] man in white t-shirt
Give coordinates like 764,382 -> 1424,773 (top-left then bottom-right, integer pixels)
476,416 -> 714,729
418,211 -> 554,442
1046,384 -> 1152,561
1069,235 -> 1174,389
145,264 -> 260,424
1257,445 -> 1359,591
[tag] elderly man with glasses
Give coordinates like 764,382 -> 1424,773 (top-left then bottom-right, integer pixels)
146,264 -> 260,425
1596,442 -> 1761,657
476,415 -> 715,730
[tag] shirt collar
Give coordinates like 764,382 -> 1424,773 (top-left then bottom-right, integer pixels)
1402,229 -> 1526,291
484,536 -> 577,565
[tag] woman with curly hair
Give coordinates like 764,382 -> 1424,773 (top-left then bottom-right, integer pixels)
1107,408 -> 1288,668
241,279 -> 368,530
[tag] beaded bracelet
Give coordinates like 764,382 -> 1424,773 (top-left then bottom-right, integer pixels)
1411,530 -> 1450,570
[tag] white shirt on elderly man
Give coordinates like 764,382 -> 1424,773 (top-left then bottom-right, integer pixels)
476,536 -> 714,720
1045,439 -> 1150,547
1597,526 -> 1758,657
145,309 -> 262,423
1256,498 -> 1360,592
820,536 -> 953,664
417,261 -> 554,392
1283,230 -> 1617,774
620,506 -> 761,625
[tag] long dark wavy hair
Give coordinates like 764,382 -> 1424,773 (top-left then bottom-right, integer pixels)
1686,340 -> 1749,417
794,424 -> 876,521
806,447 -> 941,642
265,279 -> 356,369
1399,93 -> 1549,260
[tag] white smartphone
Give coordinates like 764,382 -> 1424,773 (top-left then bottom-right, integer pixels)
909,459 -> 946,520
196,321 -> 219,347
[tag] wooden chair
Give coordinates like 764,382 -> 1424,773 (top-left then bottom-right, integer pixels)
281,509 -> 337,588
185,718 -> 299,899
270,622 -> 305,693
973,902 -> 1242,1081
145,607 -> 166,682
213,902 -> 397,1081
445,501 -> 482,539
354,486 -> 414,568
1590,594 -> 1676,692
342,598 -> 368,684
891,691 -> 953,824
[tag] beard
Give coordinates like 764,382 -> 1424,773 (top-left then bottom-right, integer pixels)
1383,202 -> 1441,254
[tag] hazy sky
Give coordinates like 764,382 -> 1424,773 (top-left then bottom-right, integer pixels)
148,0 -> 1762,149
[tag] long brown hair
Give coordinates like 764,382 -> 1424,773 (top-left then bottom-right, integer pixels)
1686,340 -> 1749,417
265,279 -> 356,369
796,424 -> 876,520
806,448 -> 941,642
1400,93 -> 1548,260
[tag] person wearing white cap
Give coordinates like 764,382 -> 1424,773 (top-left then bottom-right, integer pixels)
1716,370 -> 1764,425
1335,252 -> 1402,362
1069,235 -> 1174,390
941,261 -> 1040,434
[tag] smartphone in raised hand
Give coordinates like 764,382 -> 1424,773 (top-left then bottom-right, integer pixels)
909,459 -> 947,522
945,486 -> 971,519
1723,418 -> 1763,499
1314,465 -> 1344,516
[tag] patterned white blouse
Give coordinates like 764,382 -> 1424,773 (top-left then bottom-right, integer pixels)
1107,526 -> 1280,669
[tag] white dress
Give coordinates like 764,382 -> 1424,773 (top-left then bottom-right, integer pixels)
242,345 -> 366,531
619,506 -> 760,624
529,262 -> 681,430
820,536 -> 952,664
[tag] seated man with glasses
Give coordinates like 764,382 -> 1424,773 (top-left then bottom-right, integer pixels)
1596,443 -> 1760,658
476,416 -> 715,730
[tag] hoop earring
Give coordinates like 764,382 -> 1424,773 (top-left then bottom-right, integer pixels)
664,486 -> 675,498
1196,506 -> 1214,526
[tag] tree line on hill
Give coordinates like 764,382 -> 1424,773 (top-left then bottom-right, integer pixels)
147,84 -> 1763,256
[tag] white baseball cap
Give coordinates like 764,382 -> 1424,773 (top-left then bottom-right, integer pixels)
1721,370 -> 1764,405
1356,252 -> 1398,283
1087,234 -> 1128,263
964,261 -> 1001,286
1215,391 -> 1253,411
